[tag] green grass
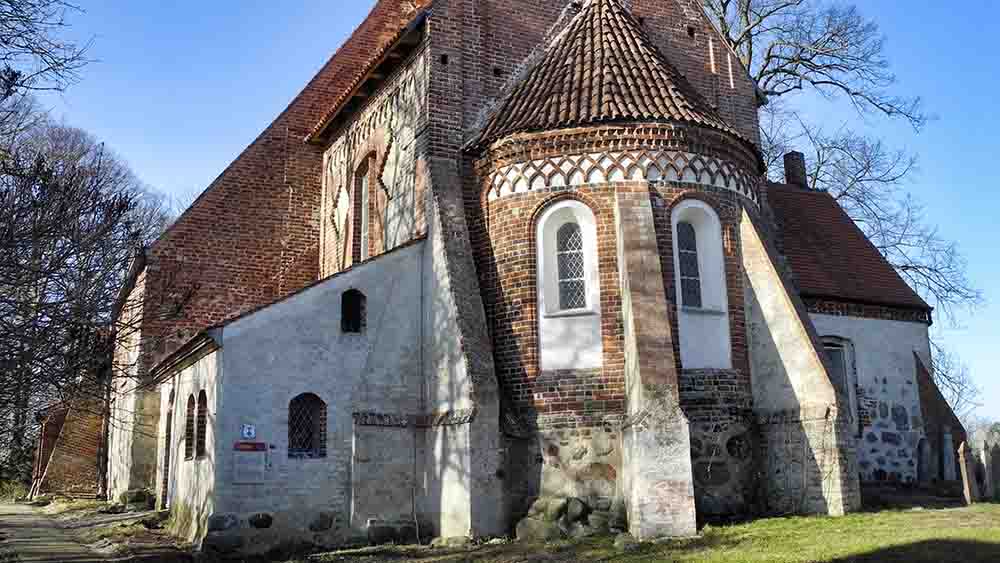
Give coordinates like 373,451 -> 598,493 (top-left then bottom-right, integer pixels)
0,481 -> 27,502
295,504 -> 1000,563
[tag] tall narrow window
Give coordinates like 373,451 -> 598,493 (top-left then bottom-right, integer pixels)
289,393 -> 327,459
342,289 -> 367,333
556,223 -> 586,310
195,391 -> 208,458
184,395 -> 195,461
823,336 -> 857,429
671,199 -> 730,369
354,157 -> 371,263
537,200 -> 603,371
677,221 -> 702,308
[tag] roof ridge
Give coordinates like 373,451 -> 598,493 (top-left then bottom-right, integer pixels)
471,0 -> 745,150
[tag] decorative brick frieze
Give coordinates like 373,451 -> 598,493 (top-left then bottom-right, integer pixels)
351,408 -> 477,428
804,297 -> 932,325
486,148 -> 758,203
322,47 -> 429,278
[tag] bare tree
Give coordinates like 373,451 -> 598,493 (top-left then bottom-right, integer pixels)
704,0 -> 982,409
704,0 -> 924,129
0,106 -> 174,484
0,0 -> 89,100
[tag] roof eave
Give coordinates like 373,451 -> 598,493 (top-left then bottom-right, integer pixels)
306,8 -> 430,145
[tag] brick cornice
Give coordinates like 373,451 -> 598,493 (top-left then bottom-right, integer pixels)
803,296 -> 933,325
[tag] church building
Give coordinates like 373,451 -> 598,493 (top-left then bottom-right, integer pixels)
99,0 -> 964,554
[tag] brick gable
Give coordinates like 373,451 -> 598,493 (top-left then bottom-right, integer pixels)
138,0 -> 430,371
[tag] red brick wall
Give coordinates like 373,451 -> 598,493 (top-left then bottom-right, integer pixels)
136,0 -> 430,373
33,403 -> 104,498
31,408 -> 67,493
478,185 -> 626,428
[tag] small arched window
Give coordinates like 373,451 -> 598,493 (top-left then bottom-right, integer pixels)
289,393 -> 327,459
195,391 -> 208,458
676,221 -> 701,308
184,395 -> 195,460
556,223 -> 586,310
342,289 -> 367,333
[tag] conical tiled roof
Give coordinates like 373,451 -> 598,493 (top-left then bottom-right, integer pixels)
473,0 -> 743,149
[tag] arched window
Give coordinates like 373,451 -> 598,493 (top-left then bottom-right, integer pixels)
342,289 -> 367,333
556,223 -> 586,310
676,222 -> 702,308
184,395 -> 195,461
536,200 -> 603,370
289,393 -> 327,459
671,199 -> 730,369
195,391 -> 208,458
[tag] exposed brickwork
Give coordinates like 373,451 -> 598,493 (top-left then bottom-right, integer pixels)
30,407 -> 67,496
134,0 -> 431,376
476,183 -> 625,426
31,402 -> 104,498
803,297 -> 932,325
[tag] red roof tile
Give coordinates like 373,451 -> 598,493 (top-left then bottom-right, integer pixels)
473,0 -> 742,148
768,183 -> 930,311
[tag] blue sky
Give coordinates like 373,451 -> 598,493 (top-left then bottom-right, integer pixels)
38,1 -> 996,419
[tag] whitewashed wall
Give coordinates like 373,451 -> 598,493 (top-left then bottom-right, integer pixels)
157,349 -> 221,542
809,313 -> 931,482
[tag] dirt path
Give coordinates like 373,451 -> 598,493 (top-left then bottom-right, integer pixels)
0,503 -> 105,562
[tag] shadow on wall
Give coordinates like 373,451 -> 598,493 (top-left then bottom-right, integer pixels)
744,284 -> 832,516
826,540 -> 1000,563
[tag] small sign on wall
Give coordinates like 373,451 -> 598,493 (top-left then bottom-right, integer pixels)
241,424 -> 256,439
233,441 -> 268,483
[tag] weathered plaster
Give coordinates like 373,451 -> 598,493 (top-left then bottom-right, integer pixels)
810,313 -> 931,483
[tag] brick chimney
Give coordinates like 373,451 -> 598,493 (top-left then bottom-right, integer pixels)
784,151 -> 808,188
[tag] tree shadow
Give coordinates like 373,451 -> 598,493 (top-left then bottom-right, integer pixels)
826,540 -> 1000,563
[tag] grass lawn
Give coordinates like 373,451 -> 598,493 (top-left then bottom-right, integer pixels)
296,504 -> 1000,563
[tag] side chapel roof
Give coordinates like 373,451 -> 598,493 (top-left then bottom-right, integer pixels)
768,183 -> 931,311
473,0 -> 744,149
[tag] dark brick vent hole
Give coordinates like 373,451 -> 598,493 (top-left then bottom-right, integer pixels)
440,54 -> 449,65
493,67 -> 503,77
687,26 -> 696,38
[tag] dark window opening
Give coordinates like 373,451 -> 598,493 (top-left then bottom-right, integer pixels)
184,395 -> 195,461
342,289 -> 367,333
195,391 -> 208,458
677,221 -> 702,308
289,393 -> 327,459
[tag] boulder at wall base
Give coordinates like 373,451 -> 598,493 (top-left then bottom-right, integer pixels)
587,512 -> 611,532
248,513 -> 273,529
569,523 -> 600,539
543,498 -> 568,522
614,533 -> 641,552
207,514 -> 239,532
527,497 -> 548,518
516,517 -> 565,542
368,524 -> 398,546
565,498 -> 589,523
309,512 -> 335,532
202,533 -> 245,554
431,536 -> 472,548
